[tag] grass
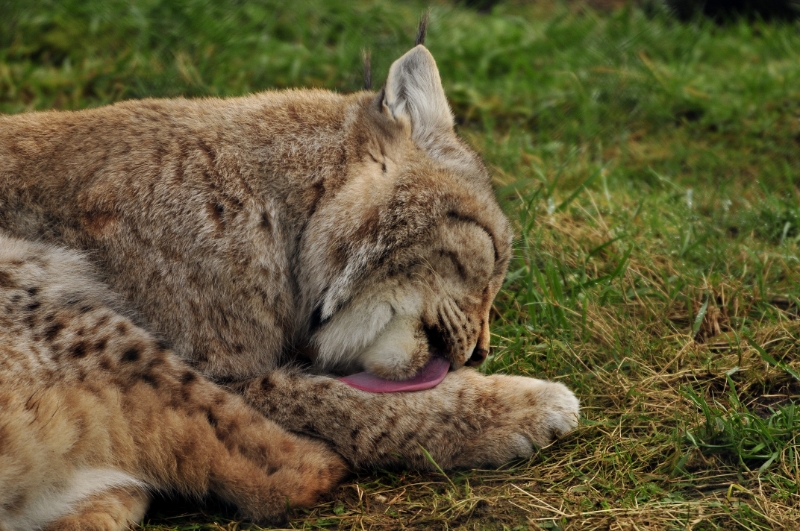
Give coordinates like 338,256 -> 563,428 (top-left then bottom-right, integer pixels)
3,0 -> 800,528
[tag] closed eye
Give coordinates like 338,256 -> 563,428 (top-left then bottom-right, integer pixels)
446,211 -> 499,262
436,249 -> 467,281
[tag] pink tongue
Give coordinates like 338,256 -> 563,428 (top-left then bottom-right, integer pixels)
338,356 -> 450,393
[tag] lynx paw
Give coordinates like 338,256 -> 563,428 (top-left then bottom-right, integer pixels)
454,373 -> 580,467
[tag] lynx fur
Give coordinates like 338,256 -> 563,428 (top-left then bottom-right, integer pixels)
0,44 -> 579,530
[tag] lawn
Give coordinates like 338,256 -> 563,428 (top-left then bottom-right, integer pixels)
2,0 -> 799,529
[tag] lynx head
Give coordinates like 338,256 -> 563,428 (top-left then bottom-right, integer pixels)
297,44 -> 512,383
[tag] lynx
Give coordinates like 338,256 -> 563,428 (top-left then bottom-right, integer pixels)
0,38 -> 579,530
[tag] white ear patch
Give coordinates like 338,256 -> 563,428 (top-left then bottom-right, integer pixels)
383,45 -> 454,145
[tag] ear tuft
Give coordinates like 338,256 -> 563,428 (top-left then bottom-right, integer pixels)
362,49 -> 372,90
415,10 -> 430,46
382,45 -> 454,145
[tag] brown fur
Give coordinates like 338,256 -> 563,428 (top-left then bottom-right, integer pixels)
0,238 -> 344,529
0,45 -> 578,530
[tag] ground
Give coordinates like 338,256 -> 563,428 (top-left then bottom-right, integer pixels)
1,0 -> 798,529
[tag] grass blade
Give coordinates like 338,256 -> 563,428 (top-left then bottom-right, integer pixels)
746,335 -> 800,381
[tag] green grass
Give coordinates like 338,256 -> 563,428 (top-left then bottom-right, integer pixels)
3,0 -> 800,529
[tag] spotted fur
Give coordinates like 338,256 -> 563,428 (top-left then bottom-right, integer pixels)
0,237 -> 345,530
0,45 -> 578,530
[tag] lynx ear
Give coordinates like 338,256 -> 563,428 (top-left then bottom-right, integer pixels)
382,45 -> 454,144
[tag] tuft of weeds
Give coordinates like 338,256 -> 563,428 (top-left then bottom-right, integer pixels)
4,0 -> 800,529
683,383 -> 798,474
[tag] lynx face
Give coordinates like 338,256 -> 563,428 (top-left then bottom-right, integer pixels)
298,46 -> 512,380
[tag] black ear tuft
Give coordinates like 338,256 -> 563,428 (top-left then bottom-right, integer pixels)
362,49 -> 372,90
415,10 -> 430,46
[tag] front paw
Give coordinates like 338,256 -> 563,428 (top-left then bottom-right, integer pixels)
454,372 -> 579,467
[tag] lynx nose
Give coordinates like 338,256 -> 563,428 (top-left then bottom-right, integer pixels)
465,347 -> 488,366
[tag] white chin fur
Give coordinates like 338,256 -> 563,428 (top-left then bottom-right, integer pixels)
359,316 -> 421,379
312,288 -> 424,374
313,300 -> 394,369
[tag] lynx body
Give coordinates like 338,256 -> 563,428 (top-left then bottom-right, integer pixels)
0,45 -> 579,530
